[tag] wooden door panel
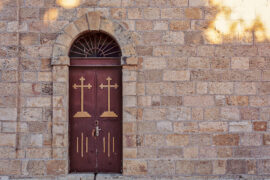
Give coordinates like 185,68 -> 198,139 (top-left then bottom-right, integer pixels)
96,68 -> 122,173
69,66 -> 122,173
69,67 -> 97,172
96,120 -> 122,172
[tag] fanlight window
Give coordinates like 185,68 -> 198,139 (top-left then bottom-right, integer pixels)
69,31 -> 122,58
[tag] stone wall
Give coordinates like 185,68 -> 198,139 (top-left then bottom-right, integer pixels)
0,0 -> 270,179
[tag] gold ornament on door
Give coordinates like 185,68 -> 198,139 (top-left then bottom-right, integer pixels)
99,76 -> 118,117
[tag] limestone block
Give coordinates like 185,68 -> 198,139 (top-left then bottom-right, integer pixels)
99,0 -> 121,7
127,8 -> 143,19
226,96 -> 249,106
64,23 -> 79,39
26,97 -> 51,107
161,8 -> 183,19
213,134 -> 239,146
170,20 -> 190,31
100,18 -> 115,36
157,121 -> 172,132
0,108 -> 17,120
148,160 -> 174,175
123,160 -> 147,175
144,134 -> 165,147
188,57 -> 210,69
184,7 -> 203,19
229,122 -> 252,132
123,82 -> 136,95
176,82 -> 196,95
52,44 -> 67,58
38,72 -> 52,82
240,107 -> 259,120
55,33 -> 73,47
74,15 -> 89,32
174,122 -> 198,133
163,70 -> 190,81
253,121 -> 267,131
231,57 -> 249,70
166,134 -> 189,146
46,160 -> 67,175
143,8 -> 160,20
0,134 -> 16,147
21,108 -> 42,121
2,122 -> 16,132
213,160 -> 226,175
209,82 -> 233,94
123,96 -> 137,107
220,107 -> 240,120
26,148 -> 51,159
240,134 -> 261,146
162,31 -> 185,45
143,57 -> 167,70
183,96 -> 214,106
183,146 -> 198,158
167,107 -> 191,121
143,108 -> 166,121
226,160 -> 246,174
0,160 -> 21,175
26,160 -> 46,176
87,12 -> 101,30
53,66 -> 68,82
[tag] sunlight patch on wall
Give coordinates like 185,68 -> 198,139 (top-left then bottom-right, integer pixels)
43,8 -> 59,23
205,0 -> 270,43
56,0 -> 80,9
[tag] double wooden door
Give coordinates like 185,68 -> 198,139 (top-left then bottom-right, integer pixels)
69,66 -> 122,173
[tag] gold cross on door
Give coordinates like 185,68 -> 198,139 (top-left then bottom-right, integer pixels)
73,76 -> 92,118
99,76 -> 118,117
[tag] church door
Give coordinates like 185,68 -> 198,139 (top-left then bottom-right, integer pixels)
68,32 -> 122,173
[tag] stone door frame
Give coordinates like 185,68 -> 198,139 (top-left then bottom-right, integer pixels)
51,12 -> 138,175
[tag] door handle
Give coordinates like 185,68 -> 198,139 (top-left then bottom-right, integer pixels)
95,125 -> 102,137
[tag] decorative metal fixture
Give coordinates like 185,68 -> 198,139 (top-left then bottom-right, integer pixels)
69,31 -> 122,58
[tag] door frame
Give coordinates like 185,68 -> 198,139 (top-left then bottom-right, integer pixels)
68,58 -> 123,173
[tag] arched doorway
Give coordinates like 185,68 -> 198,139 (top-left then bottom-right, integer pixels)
69,31 -> 122,173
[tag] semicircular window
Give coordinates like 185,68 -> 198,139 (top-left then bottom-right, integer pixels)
69,31 -> 122,58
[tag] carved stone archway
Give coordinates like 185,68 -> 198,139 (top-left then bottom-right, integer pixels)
50,12 -> 139,175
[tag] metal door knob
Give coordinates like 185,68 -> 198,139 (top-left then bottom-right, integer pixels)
95,126 -> 101,137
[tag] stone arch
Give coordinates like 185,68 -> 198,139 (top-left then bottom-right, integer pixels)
51,12 -> 137,65
50,12 -> 139,176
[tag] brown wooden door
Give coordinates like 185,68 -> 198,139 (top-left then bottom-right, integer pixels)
69,66 -> 122,173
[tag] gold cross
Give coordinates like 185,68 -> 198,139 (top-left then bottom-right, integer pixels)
73,76 -> 92,118
99,77 -> 118,117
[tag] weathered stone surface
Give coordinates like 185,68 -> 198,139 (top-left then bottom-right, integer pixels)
0,160 -> 21,175
213,134 -> 239,146
0,2 -> 269,179
46,160 -> 67,175
166,134 -> 189,146
227,160 -> 246,174
183,96 -> 214,106
148,160 -> 174,175
0,133 -> 16,147
123,160 -> 147,175
0,108 -> 17,120
27,160 -> 46,176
